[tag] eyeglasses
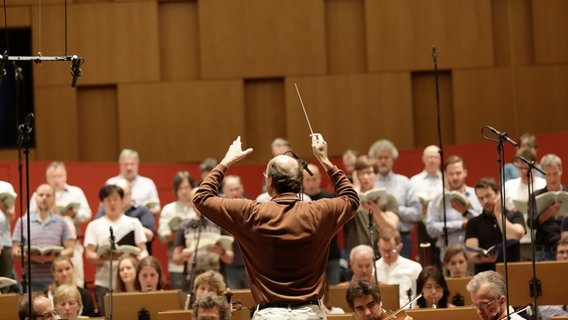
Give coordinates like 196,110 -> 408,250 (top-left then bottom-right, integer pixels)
471,298 -> 498,311
33,310 -> 57,319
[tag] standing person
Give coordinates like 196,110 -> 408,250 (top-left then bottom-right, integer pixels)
303,163 -> 342,285
410,145 -> 443,266
96,179 -> 155,254
84,184 -> 148,316
369,139 -> 422,259
193,134 -> 359,320
220,175 -> 249,289
467,271 -> 524,320
342,149 -> 358,185
106,149 -> 161,215
0,180 -> 17,291
465,178 -> 525,274
426,155 -> 482,265
12,184 -> 75,291
158,171 -> 197,289
530,154 -> 567,261
29,162 -> 92,287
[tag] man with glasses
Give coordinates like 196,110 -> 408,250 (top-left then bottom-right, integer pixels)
466,271 -> 524,320
18,292 -> 57,320
375,228 -> 422,309
346,278 -> 412,320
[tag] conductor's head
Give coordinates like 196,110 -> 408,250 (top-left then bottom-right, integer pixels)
265,155 -> 303,197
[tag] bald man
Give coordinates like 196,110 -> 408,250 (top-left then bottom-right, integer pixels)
193,134 -> 359,320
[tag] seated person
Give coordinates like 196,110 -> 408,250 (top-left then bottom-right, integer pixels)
44,256 -> 96,317
193,270 -> 227,300
116,256 -> 139,293
53,284 -> 82,320
339,244 -> 375,285
415,265 -> 454,309
346,278 -> 412,320
467,271 -> 524,320
18,291 -> 56,320
193,292 -> 231,320
136,256 -> 166,292
443,243 -> 470,278
538,236 -> 568,320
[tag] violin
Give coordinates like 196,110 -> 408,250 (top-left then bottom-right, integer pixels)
381,293 -> 422,320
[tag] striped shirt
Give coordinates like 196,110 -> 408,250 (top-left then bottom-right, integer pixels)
12,213 -> 75,288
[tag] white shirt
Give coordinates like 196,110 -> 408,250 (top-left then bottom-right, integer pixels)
504,176 -> 547,244
376,256 -> 423,309
107,175 -> 161,211
0,181 -> 15,247
410,170 -> 443,200
158,201 -> 197,273
84,215 -> 147,288
29,183 -> 92,236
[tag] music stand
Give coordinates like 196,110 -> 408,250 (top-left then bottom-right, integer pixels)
405,306 -> 478,320
104,290 -> 183,320
328,284 -> 399,312
0,293 -> 19,320
445,276 -> 473,306
496,261 -> 568,306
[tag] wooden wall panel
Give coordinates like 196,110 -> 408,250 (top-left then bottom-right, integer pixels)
411,71 -> 455,148
452,68 -> 516,144
284,74 -> 414,160
325,0 -> 366,74
77,86 -> 118,161
116,80 -> 245,162
533,0 -> 568,65
34,87 -> 79,160
199,0 -> 326,79
365,0 -> 494,72
243,79 -> 286,164
515,66 -> 568,134
158,0 -> 200,81
491,0 -> 534,67
3,6 -> 31,27
33,2 -> 160,87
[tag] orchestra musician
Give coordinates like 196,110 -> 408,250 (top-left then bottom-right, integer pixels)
346,278 -> 412,320
466,271 -> 524,320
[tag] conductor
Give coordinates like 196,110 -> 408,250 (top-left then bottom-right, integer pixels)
193,134 -> 359,320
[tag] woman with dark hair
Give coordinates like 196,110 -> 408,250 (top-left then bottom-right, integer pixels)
415,265 -> 454,308
136,256 -> 166,291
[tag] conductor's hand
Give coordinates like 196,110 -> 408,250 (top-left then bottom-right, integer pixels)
220,136 -> 254,168
311,133 -> 333,171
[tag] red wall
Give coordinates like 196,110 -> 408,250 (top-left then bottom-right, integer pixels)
2,131 -> 568,286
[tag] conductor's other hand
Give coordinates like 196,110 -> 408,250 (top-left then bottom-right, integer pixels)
220,136 -> 254,168
311,133 -> 333,171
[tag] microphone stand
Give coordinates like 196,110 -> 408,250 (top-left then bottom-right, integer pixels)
515,156 -> 546,320
185,214 -> 206,310
432,46 -> 449,249
481,126 -> 517,320
368,211 -> 379,287
107,227 -> 116,320
16,112 -> 33,317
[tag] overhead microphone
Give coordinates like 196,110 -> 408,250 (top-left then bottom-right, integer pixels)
70,55 -> 83,88
483,125 -> 518,147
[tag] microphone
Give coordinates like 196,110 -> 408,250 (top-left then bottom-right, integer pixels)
18,113 -> 35,134
0,51 -> 7,88
70,55 -> 83,88
484,126 -> 518,147
109,226 -> 116,250
285,150 -> 313,176
514,155 -> 547,176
